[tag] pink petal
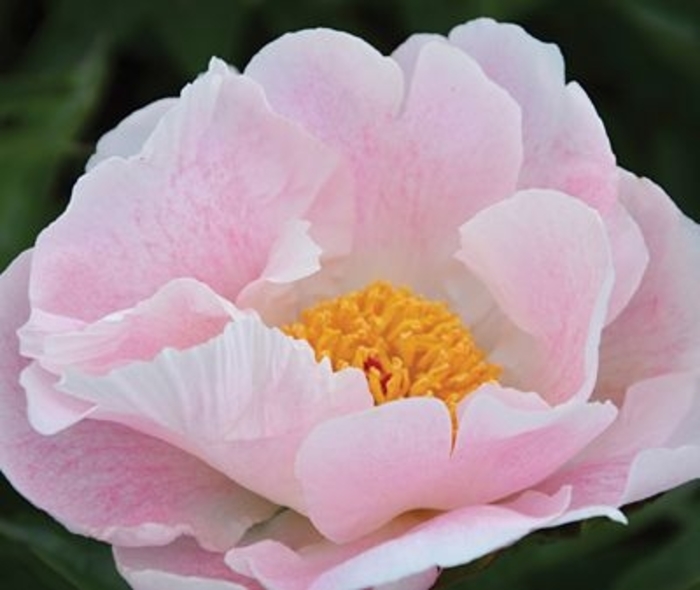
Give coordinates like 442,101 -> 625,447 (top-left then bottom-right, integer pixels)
19,278 -> 241,434
61,316 -> 372,510
297,398 -> 451,542
21,362 -> 94,434
86,98 -> 177,170
447,18 -> 618,210
395,22 -> 642,326
457,189 -> 614,404
598,171 -> 700,402
602,202 -> 649,324
227,488 -> 571,590
30,278 -> 240,375
116,538 -> 260,590
297,388 -> 614,542
539,371 -> 700,521
236,220 -> 324,325
30,58 -> 339,323
0,254 -> 275,551
621,446 -> 700,505
246,30 -> 522,285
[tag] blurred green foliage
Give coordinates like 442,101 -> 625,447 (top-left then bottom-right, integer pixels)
1,0 -> 699,589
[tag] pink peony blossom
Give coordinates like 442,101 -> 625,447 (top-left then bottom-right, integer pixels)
1,17 -> 699,590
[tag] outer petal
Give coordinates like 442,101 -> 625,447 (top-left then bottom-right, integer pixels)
19,278 -> 241,435
598,171 -> 700,402
61,316 -> 373,510
246,30 -> 522,284
540,372 -> 700,523
457,190 -> 614,404
116,538 -> 260,590
0,253 -> 275,551
447,18 -> 617,210
449,20 -> 647,325
227,489 -> 571,590
86,98 -> 177,170
395,21 -> 643,324
30,58 -> 340,323
601,202 -> 648,324
298,388 -> 614,542
24,278 -> 240,375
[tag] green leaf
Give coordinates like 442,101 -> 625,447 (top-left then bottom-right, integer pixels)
0,513 -> 129,590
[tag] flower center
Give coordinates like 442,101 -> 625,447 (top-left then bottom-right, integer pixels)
282,281 -> 500,413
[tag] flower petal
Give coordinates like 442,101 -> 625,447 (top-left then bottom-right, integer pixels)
31,58 -> 339,323
0,254 -> 275,551
601,202 -> 649,324
457,189 -> 614,404
27,278 -> 240,375
116,538 -> 260,590
598,171 -> 700,402
227,488 -> 571,590
20,278 -> 241,434
448,18 -> 617,210
86,98 -> 177,170
61,316 -> 372,510
247,30 -> 522,284
297,387 -> 614,542
539,372 -> 700,522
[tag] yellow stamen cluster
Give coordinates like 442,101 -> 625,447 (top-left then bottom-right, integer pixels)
282,281 -> 500,414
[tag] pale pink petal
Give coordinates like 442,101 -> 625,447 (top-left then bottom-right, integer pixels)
61,317 -> 372,510
0,254 -> 275,550
297,388 -> 614,542
621,446 -> 700,505
447,18 -> 617,210
540,372 -> 700,522
34,278 -> 240,375
598,171 -> 700,402
396,24 -> 641,328
116,538 -> 260,590
457,190 -> 614,404
375,569 -> 440,590
247,30 -> 522,284
297,398 -> 450,542
22,362 -> 94,434
245,29 -> 404,150
20,278 -> 241,434
236,220 -> 323,325
227,489 -> 571,590
602,202 -> 649,324
86,98 -> 177,171
31,58 -> 339,323
584,372 -> 698,459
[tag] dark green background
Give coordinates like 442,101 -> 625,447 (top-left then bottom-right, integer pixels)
1,1 -> 699,588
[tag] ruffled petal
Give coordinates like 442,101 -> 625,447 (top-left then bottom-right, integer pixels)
25,278 -> 240,375
457,189 -> 614,404
61,316 -> 372,510
601,202 -> 649,324
0,254 -> 275,551
247,29 -> 522,284
395,23 -> 641,325
20,278 -> 241,434
227,489 -> 571,590
116,538 -> 261,590
86,98 -> 177,170
297,387 -> 614,542
447,18 -> 617,210
540,372 -> 700,522
30,58 -> 339,323
598,171 -> 700,402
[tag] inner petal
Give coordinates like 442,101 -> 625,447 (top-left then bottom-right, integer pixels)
282,281 -> 499,415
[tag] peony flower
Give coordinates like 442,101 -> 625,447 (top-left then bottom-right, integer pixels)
1,17 -> 699,590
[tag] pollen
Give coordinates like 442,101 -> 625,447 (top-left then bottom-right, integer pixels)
282,281 -> 500,416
